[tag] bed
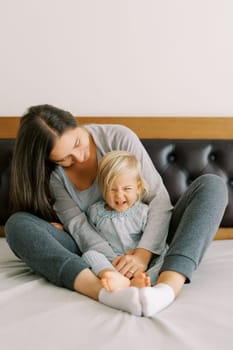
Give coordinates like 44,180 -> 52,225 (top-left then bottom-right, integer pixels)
0,117 -> 233,350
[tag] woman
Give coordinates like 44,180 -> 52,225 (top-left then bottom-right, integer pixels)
5,104 -> 228,317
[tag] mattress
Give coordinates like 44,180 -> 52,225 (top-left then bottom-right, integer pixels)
0,237 -> 232,350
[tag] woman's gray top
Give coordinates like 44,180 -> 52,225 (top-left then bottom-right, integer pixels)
50,124 -> 173,258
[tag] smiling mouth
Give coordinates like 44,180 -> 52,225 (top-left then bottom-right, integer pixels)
115,201 -> 127,206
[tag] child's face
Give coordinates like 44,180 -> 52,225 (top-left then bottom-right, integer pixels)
105,172 -> 141,212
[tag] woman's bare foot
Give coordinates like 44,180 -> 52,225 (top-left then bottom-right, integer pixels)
130,272 -> 151,288
101,270 -> 130,292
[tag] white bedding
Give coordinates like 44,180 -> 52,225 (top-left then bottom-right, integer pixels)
0,237 -> 232,350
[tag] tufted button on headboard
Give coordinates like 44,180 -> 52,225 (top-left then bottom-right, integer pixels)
0,138 -> 233,228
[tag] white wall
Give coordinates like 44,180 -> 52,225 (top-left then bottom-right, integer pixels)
1,0 -> 233,116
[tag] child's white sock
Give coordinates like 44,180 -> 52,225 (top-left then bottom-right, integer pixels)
99,287 -> 142,316
140,283 -> 175,317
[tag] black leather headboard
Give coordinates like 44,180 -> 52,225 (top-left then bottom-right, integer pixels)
141,139 -> 233,227
0,140 -> 14,225
0,138 -> 232,227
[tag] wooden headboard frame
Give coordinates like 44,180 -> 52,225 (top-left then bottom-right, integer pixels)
1,116 -> 233,240
1,116 -> 233,139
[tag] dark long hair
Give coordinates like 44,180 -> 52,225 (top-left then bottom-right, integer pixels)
10,104 -> 78,221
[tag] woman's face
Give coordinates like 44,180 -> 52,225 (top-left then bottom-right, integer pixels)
49,127 -> 91,167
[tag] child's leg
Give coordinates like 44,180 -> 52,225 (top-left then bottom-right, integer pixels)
82,250 -> 117,276
84,250 -> 151,291
83,250 -> 130,291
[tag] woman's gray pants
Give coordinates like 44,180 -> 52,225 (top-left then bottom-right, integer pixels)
161,174 -> 228,282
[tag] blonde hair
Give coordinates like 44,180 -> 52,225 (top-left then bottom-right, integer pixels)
98,150 -> 149,201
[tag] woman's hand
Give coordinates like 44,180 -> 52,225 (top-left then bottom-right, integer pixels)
50,222 -> 64,231
112,248 -> 152,279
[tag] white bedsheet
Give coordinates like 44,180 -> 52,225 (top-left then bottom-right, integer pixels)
0,237 -> 232,350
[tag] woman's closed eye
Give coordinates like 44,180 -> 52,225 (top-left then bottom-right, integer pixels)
75,139 -> 80,147
55,156 -> 70,164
